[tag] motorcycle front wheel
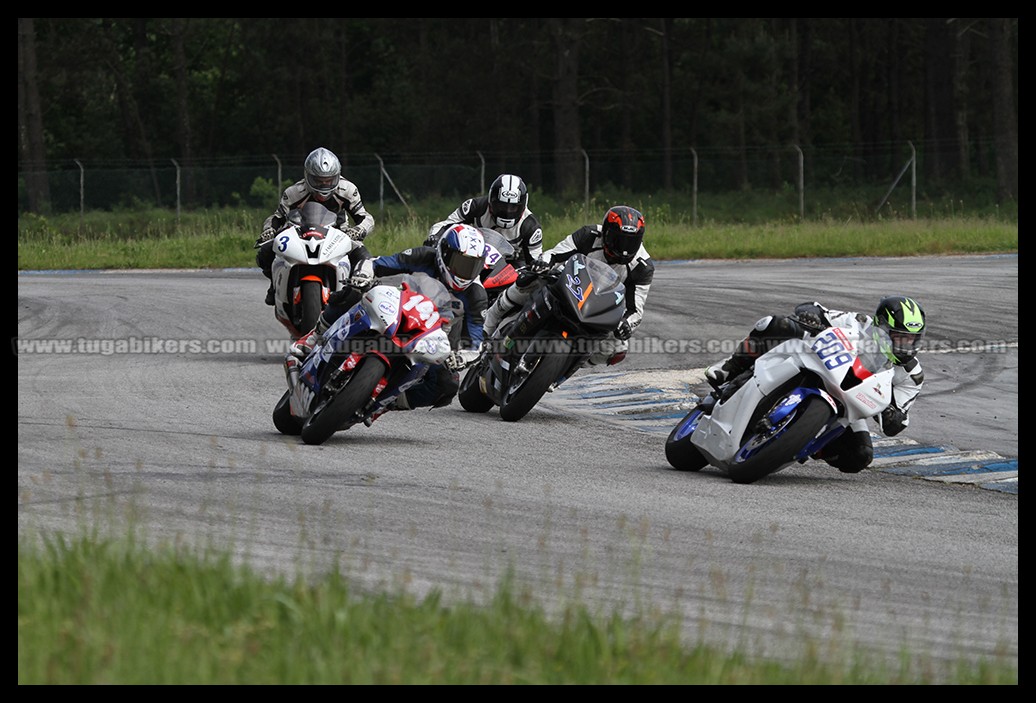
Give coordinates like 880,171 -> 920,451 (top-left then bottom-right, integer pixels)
300,356 -> 388,445
298,279 -> 325,337
499,335 -> 571,422
457,363 -> 493,413
726,395 -> 832,485
273,389 -> 303,435
664,408 -> 708,471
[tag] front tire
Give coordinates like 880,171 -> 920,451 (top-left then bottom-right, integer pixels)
665,409 -> 708,471
726,396 -> 833,484
273,389 -> 303,435
457,363 -> 493,413
498,336 -> 571,422
300,356 -> 388,445
298,279 -> 325,337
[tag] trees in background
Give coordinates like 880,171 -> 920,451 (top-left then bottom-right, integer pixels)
18,18 -> 1017,211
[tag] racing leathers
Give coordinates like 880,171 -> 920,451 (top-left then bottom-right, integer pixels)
425,195 -> 544,266
481,224 -> 655,367
371,246 -> 488,409
705,302 -> 925,473
255,178 -> 375,302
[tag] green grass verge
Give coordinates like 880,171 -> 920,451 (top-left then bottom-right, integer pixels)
18,535 -> 1016,684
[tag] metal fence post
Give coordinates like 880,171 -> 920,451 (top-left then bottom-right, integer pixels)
794,144 -> 804,220
170,159 -> 181,225
74,159 -> 84,229
581,149 -> 589,211
271,153 -> 282,197
689,148 -> 698,227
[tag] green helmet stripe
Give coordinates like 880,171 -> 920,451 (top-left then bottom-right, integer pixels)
899,298 -> 924,331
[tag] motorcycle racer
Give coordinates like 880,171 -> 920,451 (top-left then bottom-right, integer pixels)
704,296 -> 927,472
254,147 -> 375,305
482,205 -> 654,370
291,224 -> 488,418
424,173 -> 544,266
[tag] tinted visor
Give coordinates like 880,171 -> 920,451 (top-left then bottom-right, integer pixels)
604,231 -> 642,262
307,174 -> 337,194
889,330 -> 923,357
445,248 -> 485,281
492,200 -> 523,221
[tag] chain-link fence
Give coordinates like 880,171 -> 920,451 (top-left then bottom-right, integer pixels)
18,140 -> 1003,218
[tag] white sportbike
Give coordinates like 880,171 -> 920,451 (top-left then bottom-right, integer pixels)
665,316 -> 898,484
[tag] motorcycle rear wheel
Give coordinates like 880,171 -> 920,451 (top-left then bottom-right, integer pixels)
499,336 -> 571,422
301,356 -> 388,445
272,389 -> 303,435
726,395 -> 832,484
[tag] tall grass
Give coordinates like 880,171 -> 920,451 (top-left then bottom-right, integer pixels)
18,534 -> 1014,685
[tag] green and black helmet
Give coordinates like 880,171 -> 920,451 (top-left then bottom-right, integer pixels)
875,296 -> 926,363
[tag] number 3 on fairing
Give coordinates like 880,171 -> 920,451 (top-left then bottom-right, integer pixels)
811,330 -> 852,369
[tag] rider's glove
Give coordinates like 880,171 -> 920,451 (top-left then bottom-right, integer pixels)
516,258 -> 552,288
791,303 -> 828,333
444,349 -> 479,372
880,405 -> 907,436
349,258 -> 375,290
614,318 -> 633,341
345,226 -> 367,242
254,226 -> 276,248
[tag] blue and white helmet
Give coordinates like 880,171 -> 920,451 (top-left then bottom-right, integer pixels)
436,224 -> 487,291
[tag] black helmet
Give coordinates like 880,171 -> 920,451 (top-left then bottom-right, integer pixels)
601,206 -> 645,265
488,174 -> 528,229
303,147 -> 341,200
875,296 -> 926,363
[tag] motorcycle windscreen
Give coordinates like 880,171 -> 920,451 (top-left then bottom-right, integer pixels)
837,323 -> 897,390
559,256 -> 626,330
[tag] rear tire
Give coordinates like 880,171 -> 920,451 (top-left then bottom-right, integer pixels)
665,409 -> 708,471
499,336 -> 571,422
272,389 -> 303,435
300,356 -> 387,445
726,396 -> 833,484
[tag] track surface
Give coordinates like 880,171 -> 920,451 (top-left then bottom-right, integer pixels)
17,254 -> 1018,672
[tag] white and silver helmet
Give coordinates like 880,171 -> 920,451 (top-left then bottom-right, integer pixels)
303,147 -> 341,200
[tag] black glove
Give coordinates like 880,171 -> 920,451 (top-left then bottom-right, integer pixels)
791,303 -> 827,332
614,318 -> 633,341
345,226 -> 366,242
880,405 -> 907,436
516,258 -> 552,288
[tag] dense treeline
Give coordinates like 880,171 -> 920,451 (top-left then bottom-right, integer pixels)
17,18 -> 1017,213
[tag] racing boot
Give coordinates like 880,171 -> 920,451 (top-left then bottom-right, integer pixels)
705,342 -> 756,391
265,283 -> 276,306
363,392 -> 411,427
482,293 -> 517,338
290,315 -> 330,359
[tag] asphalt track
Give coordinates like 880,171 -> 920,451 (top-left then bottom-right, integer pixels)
17,254 -> 1018,674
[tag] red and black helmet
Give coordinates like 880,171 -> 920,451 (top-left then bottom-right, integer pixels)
601,206 -> 645,265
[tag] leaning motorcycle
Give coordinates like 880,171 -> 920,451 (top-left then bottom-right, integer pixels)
665,316 -> 898,484
268,201 -> 363,339
272,279 -> 451,445
458,254 -> 626,422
